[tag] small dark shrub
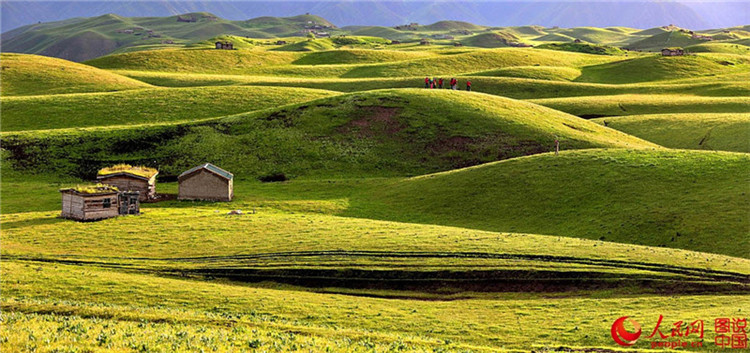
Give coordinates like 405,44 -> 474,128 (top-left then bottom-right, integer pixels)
258,172 -> 288,182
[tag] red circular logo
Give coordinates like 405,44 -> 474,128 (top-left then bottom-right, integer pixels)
611,316 -> 642,346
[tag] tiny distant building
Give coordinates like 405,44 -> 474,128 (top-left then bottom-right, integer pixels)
573,38 -> 582,43
454,42 -> 463,47
97,164 -> 158,201
420,39 -> 431,45
276,40 -> 288,45
215,41 -> 234,50
661,47 -> 685,56
390,40 -> 401,45
60,185 -> 140,221
178,163 -> 234,202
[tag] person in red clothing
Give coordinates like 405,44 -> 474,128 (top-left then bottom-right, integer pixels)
450,78 -> 457,90
438,78 -> 444,89
424,76 -> 430,88
466,80 -> 472,91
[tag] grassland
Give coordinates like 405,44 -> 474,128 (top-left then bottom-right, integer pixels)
591,113 -> 750,153
0,86 -> 337,131
2,19 -> 749,352
4,260 -> 747,352
1,89 -> 656,179
340,149 -> 750,258
0,53 -> 151,96
529,94 -> 750,117
575,54 -> 750,83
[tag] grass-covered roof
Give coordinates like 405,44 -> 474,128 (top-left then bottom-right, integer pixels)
61,183 -> 119,195
98,164 -> 158,178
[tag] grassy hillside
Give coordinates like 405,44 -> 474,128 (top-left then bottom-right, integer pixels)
685,42 -> 750,55
591,113 -> 750,153
460,32 -> 519,48
338,48 -> 616,78
291,49 -> 435,65
2,89 -> 655,179
0,86 -> 337,131
0,53 -> 151,96
347,149 -> 750,258
529,94 -> 750,117
86,47 -> 617,78
423,20 -> 486,31
1,13 -> 339,61
628,30 -> 708,51
85,49 -> 303,74
576,54 -> 750,84
272,38 -> 337,51
536,42 -> 625,56
3,260 -> 746,352
549,27 -> 634,44
346,26 -> 416,41
115,70 -> 750,99
470,66 -> 582,81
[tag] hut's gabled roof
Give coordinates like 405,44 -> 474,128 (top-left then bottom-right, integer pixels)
61,184 -> 119,195
97,164 -> 158,180
178,163 -> 233,181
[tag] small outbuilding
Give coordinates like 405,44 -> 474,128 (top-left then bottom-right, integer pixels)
60,185 -> 140,221
215,41 -> 234,50
661,47 -> 685,56
178,163 -> 234,202
97,164 -> 158,201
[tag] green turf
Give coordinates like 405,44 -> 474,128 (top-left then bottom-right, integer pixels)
113,70 -> 750,99
341,149 -> 750,258
469,66 -> 582,81
535,42 -> 626,56
591,113 -> 750,153
4,260 -> 746,351
0,53 -> 151,96
529,94 -> 750,117
575,53 -> 750,84
1,89 -> 655,179
0,86 -> 338,131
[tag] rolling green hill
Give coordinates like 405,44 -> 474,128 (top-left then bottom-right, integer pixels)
628,30 -> 708,51
0,86 -> 338,131
115,70 -> 750,100
423,20 -> 486,32
2,89 -> 656,179
591,113 -> 750,153
347,149 -> 750,258
1,13 -> 338,61
469,66 -> 582,81
685,42 -> 750,55
338,48 -> 616,78
346,26 -> 417,41
0,53 -> 151,96
85,49 -> 303,73
460,31 -> 519,48
529,94 -> 750,117
546,27 -> 634,44
272,38 -> 337,51
291,49 -> 436,65
575,54 -> 750,84
536,42 -> 626,56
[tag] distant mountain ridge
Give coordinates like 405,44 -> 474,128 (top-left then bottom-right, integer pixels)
2,0 -> 749,33
3,10 -> 748,62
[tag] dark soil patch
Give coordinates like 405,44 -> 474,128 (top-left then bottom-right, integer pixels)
337,107 -> 404,138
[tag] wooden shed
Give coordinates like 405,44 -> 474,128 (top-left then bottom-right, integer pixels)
97,164 -> 158,201
60,185 -> 140,221
178,163 -> 234,201
661,47 -> 685,56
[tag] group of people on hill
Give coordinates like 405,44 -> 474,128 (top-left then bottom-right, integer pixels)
424,77 -> 471,91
